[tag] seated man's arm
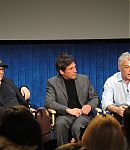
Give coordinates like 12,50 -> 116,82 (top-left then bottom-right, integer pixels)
82,77 -> 99,115
102,78 -> 127,117
102,79 -> 115,111
20,86 -> 30,101
107,104 -> 127,117
0,79 -> 29,110
45,80 -> 68,115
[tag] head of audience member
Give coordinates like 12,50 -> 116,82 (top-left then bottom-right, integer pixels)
0,136 -> 36,150
55,142 -> 87,150
123,106 -> 130,149
55,52 -> 77,79
118,51 -> 130,82
81,114 -> 125,150
0,60 -> 8,84
0,105 -> 43,150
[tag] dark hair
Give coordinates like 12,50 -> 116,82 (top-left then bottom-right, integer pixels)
0,105 -> 43,150
81,114 -> 124,150
55,142 -> 87,150
123,106 -> 130,145
55,52 -> 75,74
0,136 -> 36,150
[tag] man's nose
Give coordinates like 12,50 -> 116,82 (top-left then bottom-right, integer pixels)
74,68 -> 77,72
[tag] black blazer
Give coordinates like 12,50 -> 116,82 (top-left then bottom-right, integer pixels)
45,74 -> 99,115
0,78 -> 28,110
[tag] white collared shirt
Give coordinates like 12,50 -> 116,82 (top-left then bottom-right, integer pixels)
102,72 -> 130,110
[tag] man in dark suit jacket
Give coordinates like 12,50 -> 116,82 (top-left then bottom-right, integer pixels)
45,52 -> 99,146
0,60 -> 30,112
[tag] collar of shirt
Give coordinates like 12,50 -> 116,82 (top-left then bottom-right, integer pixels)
116,72 -> 123,82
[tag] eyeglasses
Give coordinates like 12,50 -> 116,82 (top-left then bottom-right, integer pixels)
0,68 -> 5,72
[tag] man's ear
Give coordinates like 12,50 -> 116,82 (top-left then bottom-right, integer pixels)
59,70 -> 64,75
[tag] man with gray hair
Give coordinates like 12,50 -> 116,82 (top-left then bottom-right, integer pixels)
102,52 -> 130,124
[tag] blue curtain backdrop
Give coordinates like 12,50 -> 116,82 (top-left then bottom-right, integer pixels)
0,39 -> 130,107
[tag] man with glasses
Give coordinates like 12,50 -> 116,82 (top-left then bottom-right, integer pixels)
0,60 -> 30,112
45,52 -> 99,146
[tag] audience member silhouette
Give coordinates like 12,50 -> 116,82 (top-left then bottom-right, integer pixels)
123,106 -> 130,149
0,105 -> 43,150
55,142 -> 87,150
81,114 -> 125,150
36,107 -> 57,150
0,136 -> 36,150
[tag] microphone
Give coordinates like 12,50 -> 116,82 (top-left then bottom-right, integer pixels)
127,89 -> 129,92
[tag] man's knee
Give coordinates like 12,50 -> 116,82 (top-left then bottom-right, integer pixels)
71,123 -> 81,132
55,120 -> 68,129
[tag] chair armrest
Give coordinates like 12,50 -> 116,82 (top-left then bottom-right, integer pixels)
48,109 -> 56,129
95,108 -> 110,115
48,109 -> 56,114
95,108 -> 103,115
